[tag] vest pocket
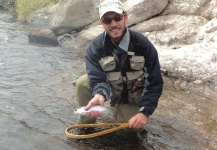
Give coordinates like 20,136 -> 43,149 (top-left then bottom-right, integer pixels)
126,71 -> 144,105
130,56 -> 145,70
126,71 -> 144,89
107,72 -> 123,90
99,56 -> 116,71
107,72 -> 123,101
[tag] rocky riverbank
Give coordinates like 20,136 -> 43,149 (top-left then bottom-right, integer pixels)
30,0 -> 217,99
1,3 -> 217,149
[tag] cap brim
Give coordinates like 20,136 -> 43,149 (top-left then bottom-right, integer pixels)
100,8 -> 123,19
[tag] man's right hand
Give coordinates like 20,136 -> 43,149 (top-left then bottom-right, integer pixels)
85,94 -> 105,119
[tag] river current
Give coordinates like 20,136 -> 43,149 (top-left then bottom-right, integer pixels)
0,11 -> 216,150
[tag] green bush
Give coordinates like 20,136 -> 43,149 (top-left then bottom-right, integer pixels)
15,0 -> 58,22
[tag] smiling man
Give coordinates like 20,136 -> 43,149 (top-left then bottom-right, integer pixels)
74,0 -> 163,134
99,0 -> 127,44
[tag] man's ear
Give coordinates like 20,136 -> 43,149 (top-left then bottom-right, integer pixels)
100,19 -> 104,25
124,14 -> 128,23
100,20 -> 106,28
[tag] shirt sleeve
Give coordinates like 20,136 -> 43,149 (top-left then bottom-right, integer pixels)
139,38 -> 163,117
85,42 -> 111,101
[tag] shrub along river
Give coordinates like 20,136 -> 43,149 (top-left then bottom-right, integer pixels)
0,11 -> 216,150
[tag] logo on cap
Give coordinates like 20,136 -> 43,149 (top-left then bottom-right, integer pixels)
99,0 -> 125,19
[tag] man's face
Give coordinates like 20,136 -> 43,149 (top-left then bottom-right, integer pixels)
100,12 -> 128,43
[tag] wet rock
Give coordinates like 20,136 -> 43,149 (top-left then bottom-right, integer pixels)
57,32 -> 78,49
174,79 -> 188,91
0,0 -> 10,10
56,25 -> 104,57
28,29 -> 59,46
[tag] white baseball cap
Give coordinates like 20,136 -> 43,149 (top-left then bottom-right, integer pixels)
99,0 -> 125,19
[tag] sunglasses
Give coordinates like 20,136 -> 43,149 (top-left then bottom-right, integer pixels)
102,14 -> 125,24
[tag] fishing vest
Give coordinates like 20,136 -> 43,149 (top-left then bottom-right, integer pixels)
93,30 -> 146,105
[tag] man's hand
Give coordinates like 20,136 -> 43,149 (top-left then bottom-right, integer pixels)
128,113 -> 148,129
85,94 -> 105,119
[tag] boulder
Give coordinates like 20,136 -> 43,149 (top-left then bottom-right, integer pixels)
58,25 -> 104,57
49,0 -> 99,36
130,14 -> 208,46
28,29 -> 59,46
75,25 -> 104,57
0,0 -> 10,10
162,0 -> 217,20
200,0 -> 217,19
157,43 -> 217,82
125,0 -> 169,27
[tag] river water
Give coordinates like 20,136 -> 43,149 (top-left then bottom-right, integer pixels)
0,11 -> 216,150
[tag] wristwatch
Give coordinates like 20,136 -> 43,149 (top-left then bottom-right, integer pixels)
139,106 -> 149,117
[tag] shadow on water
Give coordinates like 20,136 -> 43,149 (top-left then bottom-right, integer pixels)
0,11 -> 216,150
68,132 -> 147,150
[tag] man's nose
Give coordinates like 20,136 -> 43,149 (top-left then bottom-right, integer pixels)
110,19 -> 118,26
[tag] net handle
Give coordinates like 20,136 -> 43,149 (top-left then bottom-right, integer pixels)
65,123 -> 129,139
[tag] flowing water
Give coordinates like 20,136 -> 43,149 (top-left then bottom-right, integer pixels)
0,11 -> 216,150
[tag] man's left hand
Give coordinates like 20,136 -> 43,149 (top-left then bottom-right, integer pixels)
128,113 -> 148,129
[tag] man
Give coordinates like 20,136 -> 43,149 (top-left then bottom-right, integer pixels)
75,0 -> 163,131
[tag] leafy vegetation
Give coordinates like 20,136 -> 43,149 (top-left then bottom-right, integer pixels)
15,0 -> 58,22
